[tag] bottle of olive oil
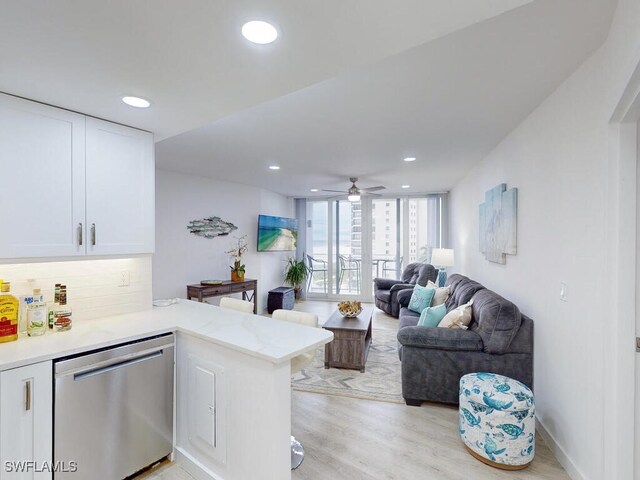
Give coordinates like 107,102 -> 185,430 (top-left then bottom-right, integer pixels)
0,280 -> 19,343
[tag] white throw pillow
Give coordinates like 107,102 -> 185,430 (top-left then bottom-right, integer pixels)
428,280 -> 451,307
439,299 -> 473,330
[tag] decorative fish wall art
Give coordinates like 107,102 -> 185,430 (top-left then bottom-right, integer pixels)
187,217 -> 238,239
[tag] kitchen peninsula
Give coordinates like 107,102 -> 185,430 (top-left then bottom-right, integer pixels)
0,299 -> 333,480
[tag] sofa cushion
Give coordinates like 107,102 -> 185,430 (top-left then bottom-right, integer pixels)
439,300 -> 473,329
445,274 -> 485,311
408,284 -> 435,314
418,304 -> 447,327
427,280 -> 451,306
469,289 -> 522,354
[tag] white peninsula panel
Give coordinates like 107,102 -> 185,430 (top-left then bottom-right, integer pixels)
176,332 -> 291,480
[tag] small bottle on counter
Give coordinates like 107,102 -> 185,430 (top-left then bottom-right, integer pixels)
27,288 -> 47,337
53,286 -> 72,332
19,279 -> 39,336
48,283 -> 61,329
0,280 -> 19,343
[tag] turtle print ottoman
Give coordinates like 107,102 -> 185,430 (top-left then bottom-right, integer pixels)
459,372 -> 535,470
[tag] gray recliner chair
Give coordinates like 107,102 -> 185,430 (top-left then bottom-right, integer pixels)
373,263 -> 438,317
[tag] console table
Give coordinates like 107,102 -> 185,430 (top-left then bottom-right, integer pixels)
187,279 -> 258,314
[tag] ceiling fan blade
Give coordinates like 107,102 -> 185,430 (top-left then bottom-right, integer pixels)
322,189 -> 347,193
361,191 -> 382,196
362,186 -> 386,192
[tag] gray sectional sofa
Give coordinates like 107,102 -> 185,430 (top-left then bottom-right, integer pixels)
396,274 -> 533,406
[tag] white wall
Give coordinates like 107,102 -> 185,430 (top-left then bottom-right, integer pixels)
0,256 -> 152,320
448,2 -> 640,479
153,169 -> 294,312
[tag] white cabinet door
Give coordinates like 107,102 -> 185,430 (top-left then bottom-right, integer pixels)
0,94 -> 86,258
85,117 -> 155,255
0,361 -> 53,480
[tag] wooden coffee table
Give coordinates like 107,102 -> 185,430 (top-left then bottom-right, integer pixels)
323,306 -> 373,372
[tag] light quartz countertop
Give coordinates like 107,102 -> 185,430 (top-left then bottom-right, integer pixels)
0,299 -> 333,371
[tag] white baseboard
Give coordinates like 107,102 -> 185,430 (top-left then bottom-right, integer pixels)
536,418 -> 586,480
174,447 -> 221,480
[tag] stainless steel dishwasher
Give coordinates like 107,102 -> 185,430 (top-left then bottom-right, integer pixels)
54,333 -> 174,479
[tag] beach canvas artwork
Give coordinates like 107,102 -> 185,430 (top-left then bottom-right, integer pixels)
479,184 -> 517,264
257,215 -> 298,252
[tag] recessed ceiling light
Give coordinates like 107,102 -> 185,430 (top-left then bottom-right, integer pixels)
310,188 -> 319,192
242,21 -> 278,44
122,96 -> 151,108
403,157 -> 416,162
401,185 -> 411,189
269,165 -> 280,170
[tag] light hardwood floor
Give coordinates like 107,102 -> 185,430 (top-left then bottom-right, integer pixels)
136,300 -> 569,480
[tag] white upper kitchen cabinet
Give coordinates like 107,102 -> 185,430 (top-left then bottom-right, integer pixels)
0,93 -> 155,259
0,93 -> 86,258
85,118 -> 155,255
0,361 -> 53,480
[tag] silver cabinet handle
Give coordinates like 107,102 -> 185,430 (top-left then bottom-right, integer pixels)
77,223 -> 83,246
25,379 -> 31,411
91,223 -> 96,246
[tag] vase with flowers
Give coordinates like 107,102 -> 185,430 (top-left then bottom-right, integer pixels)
226,235 -> 248,282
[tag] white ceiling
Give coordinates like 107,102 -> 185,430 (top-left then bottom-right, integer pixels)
0,0 -> 531,140
154,0 -> 615,197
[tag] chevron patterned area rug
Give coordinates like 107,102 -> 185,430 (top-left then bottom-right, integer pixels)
292,328 -> 403,404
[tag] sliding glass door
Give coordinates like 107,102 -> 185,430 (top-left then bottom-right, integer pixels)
371,198 -> 403,280
332,199 -> 362,296
304,194 -> 446,301
306,200 -> 330,295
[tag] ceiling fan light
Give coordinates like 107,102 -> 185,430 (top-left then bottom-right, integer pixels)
347,194 -> 361,202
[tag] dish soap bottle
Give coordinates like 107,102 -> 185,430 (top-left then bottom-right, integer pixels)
0,280 -> 19,343
27,288 -> 47,337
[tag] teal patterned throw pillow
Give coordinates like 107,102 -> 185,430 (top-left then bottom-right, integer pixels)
408,284 -> 436,314
418,303 -> 448,327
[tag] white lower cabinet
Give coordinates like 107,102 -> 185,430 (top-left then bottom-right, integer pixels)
0,361 -> 53,480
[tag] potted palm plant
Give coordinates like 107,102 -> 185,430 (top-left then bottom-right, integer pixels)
284,257 -> 309,300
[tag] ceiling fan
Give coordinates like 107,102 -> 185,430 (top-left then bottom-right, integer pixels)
322,177 -> 386,202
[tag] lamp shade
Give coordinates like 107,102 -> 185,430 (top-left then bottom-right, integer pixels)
431,248 -> 454,267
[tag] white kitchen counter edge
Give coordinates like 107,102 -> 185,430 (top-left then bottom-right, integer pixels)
0,299 -> 333,372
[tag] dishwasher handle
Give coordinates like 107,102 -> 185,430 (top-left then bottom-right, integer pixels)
73,350 -> 164,382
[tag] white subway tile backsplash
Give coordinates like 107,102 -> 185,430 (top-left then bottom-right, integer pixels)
0,257 -> 152,321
